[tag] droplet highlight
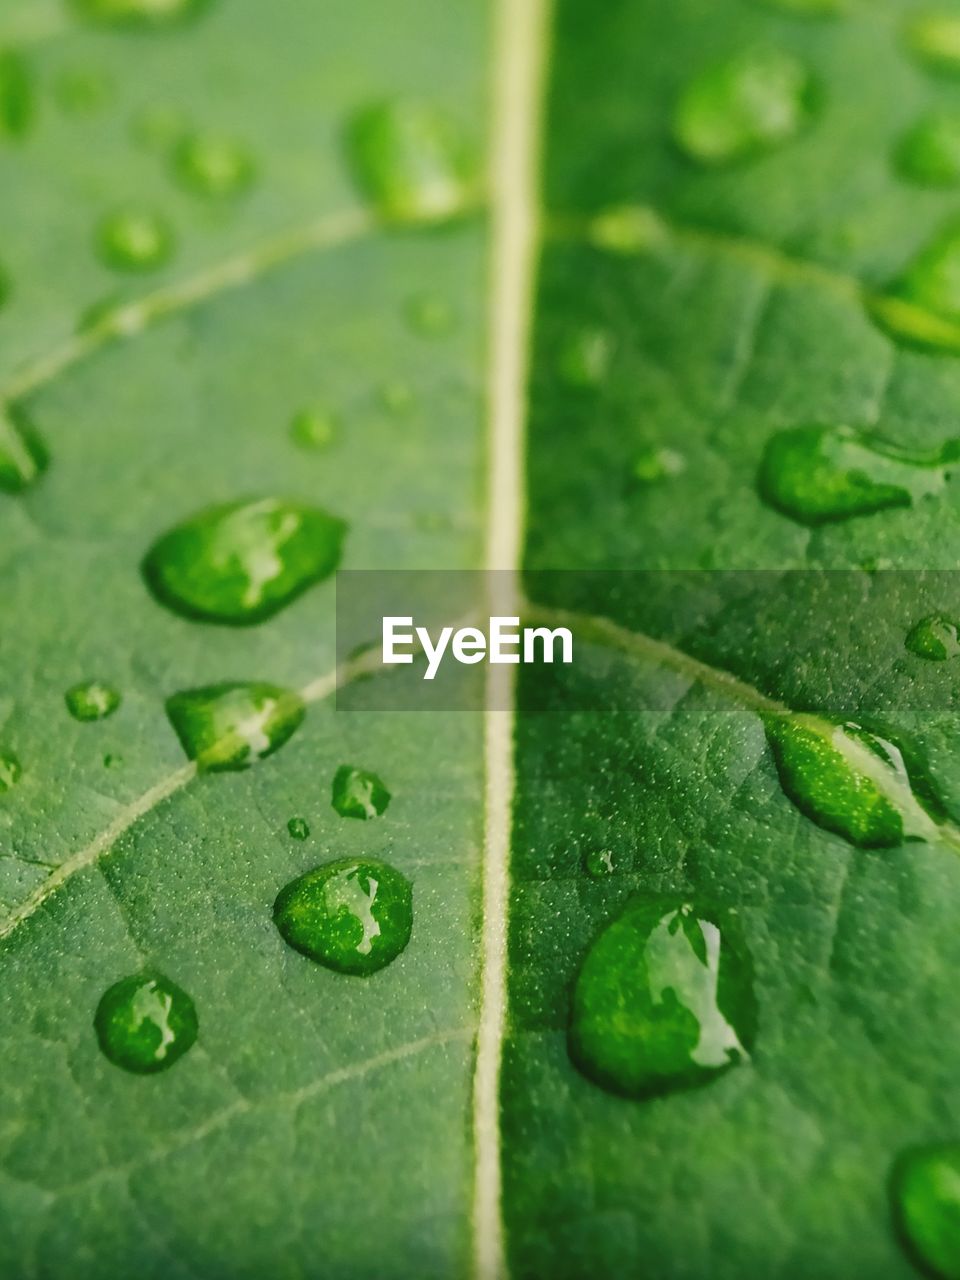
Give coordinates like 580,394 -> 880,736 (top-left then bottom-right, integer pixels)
142,498 -> 345,625
287,816 -> 310,840
758,425 -> 959,524
906,615 -> 960,660
569,898 -> 756,1099
172,131 -> 256,198
896,114 -> 960,187
96,209 -> 174,274
332,764 -> 391,820
633,447 -> 686,482
166,682 -> 305,772
891,1144 -> 960,1280
869,221 -> 960,353
65,680 -> 121,722
94,971 -> 198,1074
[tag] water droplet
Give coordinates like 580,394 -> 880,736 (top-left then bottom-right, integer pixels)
96,209 -> 174,274
56,66 -> 112,115
583,848 -> 624,878
273,858 -> 412,975
332,765 -> 391,820
905,12 -> 960,75
166,682 -> 305,772
142,498 -> 345,625
568,898 -> 755,1099
94,971 -> 197,1074
346,99 -> 476,224
71,0 -> 211,29
588,205 -> 668,255
633,447 -> 686,482
0,51 -> 32,140
65,680 -> 121,722
172,131 -> 256,198
103,752 -> 121,768
558,327 -> 613,388
0,750 -> 21,793
287,816 -> 310,840
131,103 -> 189,153
379,381 -> 416,414
289,406 -> 336,452
765,714 -> 938,848
868,221 -> 960,353
405,293 -> 455,337
896,114 -> 960,187
757,0 -> 845,11
0,406 -> 47,495
673,49 -> 816,165
891,1144 -> 960,1280
758,425 -> 959,524
906,615 -> 960,660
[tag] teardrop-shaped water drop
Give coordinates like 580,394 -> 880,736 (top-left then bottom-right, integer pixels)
0,406 -> 47,495
0,51 -> 32,140
94,971 -> 198,1074
906,614 -> 960,660
65,680 -> 121,722
166,681 -> 305,772
287,816 -> 310,840
896,114 -> 960,187
905,12 -> 960,74
172,131 -> 256,198
765,714 -> 939,848
331,764 -> 390,820
569,898 -> 756,1099
869,221 -> 960,353
346,100 -> 476,224
71,0 -> 211,29
96,209 -> 174,273
758,425 -> 959,524
289,406 -> 336,452
892,1144 -> 960,1280
673,49 -> 816,165
0,749 -> 21,793
142,498 -> 345,625
273,858 -> 412,975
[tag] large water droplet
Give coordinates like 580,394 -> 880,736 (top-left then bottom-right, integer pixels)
892,1144 -> 960,1280
568,898 -> 756,1099
71,0 -> 211,29
765,714 -> 938,848
172,131 -> 255,198
0,51 -> 32,140
906,614 -> 960,660
65,680 -> 121,722
273,858 -> 412,975
758,425 -> 959,524
332,764 -> 391,820
290,406 -> 336,452
905,12 -> 960,75
142,498 -> 345,625
0,407 -> 47,495
868,221 -> 960,353
166,682 -> 305,772
94,971 -> 198,1074
0,749 -> 21,793
896,114 -> 960,187
673,49 -> 815,165
96,209 -> 174,274
287,816 -> 310,840
346,100 -> 475,224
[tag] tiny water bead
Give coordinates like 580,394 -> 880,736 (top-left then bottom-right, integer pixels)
405,293 -> 455,337
287,817 -> 310,840
143,498 -> 345,625
0,408 -> 47,494
583,848 -> 623,878
869,221 -> 960,353
0,750 -> 21,793
758,425 -> 960,524
379,380 -> 416,414
71,0 -> 212,28
65,680 -> 121,722
332,765 -> 391,820
764,714 -> 938,848
673,49 -> 815,165
0,51 -> 32,139
96,210 -> 174,274
568,898 -> 756,1100
346,99 -> 476,224
558,327 -> 613,388
273,858 -> 412,975
166,682 -> 305,772
172,132 -> 256,199
892,1145 -> 960,1280
906,615 -> 960,660
905,13 -> 960,75
896,114 -> 960,187
94,971 -> 197,1075
290,406 -> 336,452
633,447 -> 686,483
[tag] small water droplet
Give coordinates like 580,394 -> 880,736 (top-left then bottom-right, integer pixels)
131,103 -> 189,153
332,764 -> 390,820
588,205 -> 668,255
906,615 -> 960,660
765,714 -> 938,848
0,406 -> 47,495
65,680 -> 121,722
166,682 -> 305,772
346,99 -> 476,224
869,221 -> 960,353
172,131 -> 255,198
558,327 -> 613,388
94,971 -> 197,1074
891,1144 -> 960,1280
758,425 -> 959,524
96,209 -> 174,274
273,858 -> 412,975
379,380 -> 416,414
71,0 -> 211,29
633,447 -> 687,482
568,897 -> 756,1099
0,749 -> 21,792
905,12 -> 960,74
896,114 -> 960,187
673,49 -> 816,165
103,752 -> 121,768
289,406 -> 336,452
287,816 -> 310,840
757,0 -> 845,11
0,51 -> 32,140
142,498 -> 345,625
405,293 -> 455,337
56,66 -> 112,115
583,848 -> 624,878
